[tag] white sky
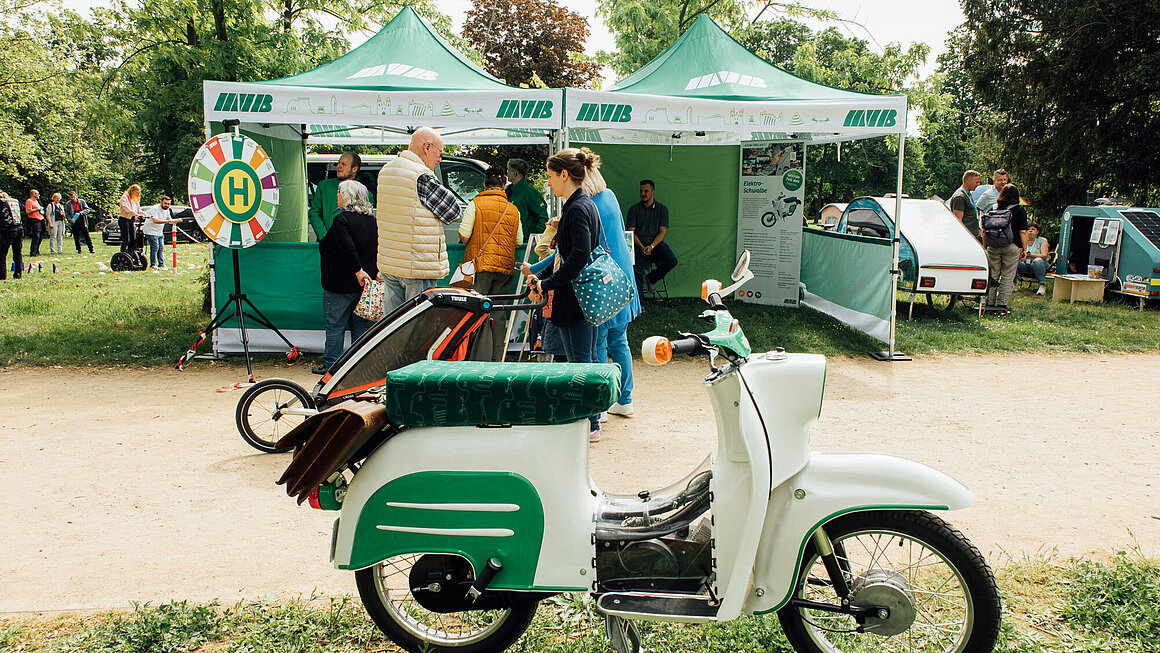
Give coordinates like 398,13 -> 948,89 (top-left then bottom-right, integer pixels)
60,0 -> 966,83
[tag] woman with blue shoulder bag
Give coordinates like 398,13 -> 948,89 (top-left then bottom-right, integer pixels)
526,148 -> 602,441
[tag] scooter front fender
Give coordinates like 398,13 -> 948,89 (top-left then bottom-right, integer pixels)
744,452 -> 972,615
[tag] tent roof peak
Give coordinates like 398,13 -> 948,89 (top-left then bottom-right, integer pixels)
264,5 -> 514,92
607,13 -> 902,102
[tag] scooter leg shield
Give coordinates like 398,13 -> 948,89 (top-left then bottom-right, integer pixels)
744,451 -> 973,615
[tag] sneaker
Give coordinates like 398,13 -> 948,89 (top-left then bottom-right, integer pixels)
599,412 -> 608,423
608,402 -> 634,417
645,277 -> 657,294
311,364 -> 328,375
1036,285 -> 1046,295
589,429 -> 602,443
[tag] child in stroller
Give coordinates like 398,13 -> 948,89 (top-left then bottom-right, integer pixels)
110,216 -> 148,271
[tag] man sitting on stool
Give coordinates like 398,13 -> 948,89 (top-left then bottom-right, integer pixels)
626,179 -> 677,294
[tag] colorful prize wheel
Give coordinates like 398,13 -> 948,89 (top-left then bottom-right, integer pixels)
187,133 -> 279,248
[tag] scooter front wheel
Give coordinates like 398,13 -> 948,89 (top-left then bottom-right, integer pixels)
777,510 -> 1000,653
355,554 -> 538,653
235,378 -> 315,453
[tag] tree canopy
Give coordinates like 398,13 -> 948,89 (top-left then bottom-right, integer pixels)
462,0 -> 599,89
963,0 -> 1160,213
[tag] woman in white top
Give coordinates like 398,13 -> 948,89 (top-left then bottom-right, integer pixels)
1017,222 -> 1050,295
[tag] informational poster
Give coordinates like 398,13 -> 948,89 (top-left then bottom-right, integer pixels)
737,141 -> 805,306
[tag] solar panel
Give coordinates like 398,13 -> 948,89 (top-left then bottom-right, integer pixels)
1120,210 -> 1160,251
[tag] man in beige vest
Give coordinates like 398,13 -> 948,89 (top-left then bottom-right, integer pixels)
376,127 -> 462,312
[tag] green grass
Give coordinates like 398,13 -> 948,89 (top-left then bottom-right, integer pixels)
3,551 -> 1157,652
2,245 -> 1157,367
0,242 -> 211,367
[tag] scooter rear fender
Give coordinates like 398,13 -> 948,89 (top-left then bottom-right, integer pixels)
743,451 -> 973,616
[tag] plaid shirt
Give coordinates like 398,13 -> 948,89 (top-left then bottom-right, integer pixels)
417,173 -> 462,224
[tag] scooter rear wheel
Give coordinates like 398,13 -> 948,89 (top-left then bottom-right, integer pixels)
235,378 -> 314,453
355,553 -> 538,653
777,510 -> 1000,653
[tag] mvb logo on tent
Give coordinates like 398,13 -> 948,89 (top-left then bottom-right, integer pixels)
685,71 -> 767,90
347,63 -> 438,81
843,109 -> 898,128
573,103 -> 632,123
495,100 -> 554,119
214,93 -> 273,113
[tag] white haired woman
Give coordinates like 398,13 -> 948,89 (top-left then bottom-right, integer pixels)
314,179 -> 378,375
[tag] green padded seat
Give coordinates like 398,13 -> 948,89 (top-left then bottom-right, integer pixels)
385,361 -> 621,427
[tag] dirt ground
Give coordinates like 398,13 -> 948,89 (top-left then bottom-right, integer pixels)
2,353 -> 1157,614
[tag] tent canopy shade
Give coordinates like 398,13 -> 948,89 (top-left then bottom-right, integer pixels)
566,14 -> 906,143
266,6 -> 510,92
203,7 -> 560,143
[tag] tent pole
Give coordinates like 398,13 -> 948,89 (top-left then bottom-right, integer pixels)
871,116 -> 911,362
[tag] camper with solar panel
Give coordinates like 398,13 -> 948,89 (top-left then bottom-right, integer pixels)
1055,203 -> 1160,307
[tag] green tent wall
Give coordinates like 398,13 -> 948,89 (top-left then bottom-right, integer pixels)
576,143 -> 740,297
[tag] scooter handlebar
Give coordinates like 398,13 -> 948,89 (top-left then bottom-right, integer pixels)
642,334 -> 704,366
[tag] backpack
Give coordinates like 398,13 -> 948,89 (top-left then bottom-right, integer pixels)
981,205 -> 1014,248
0,199 -> 19,229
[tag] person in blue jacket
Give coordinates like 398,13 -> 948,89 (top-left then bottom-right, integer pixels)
582,164 -> 640,417
525,161 -> 641,420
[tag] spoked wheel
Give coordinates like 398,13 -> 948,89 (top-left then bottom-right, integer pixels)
778,510 -> 1001,653
355,554 -> 539,653
234,378 -> 315,453
761,212 -> 778,227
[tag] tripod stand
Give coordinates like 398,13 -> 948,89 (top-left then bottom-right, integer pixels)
175,247 -> 299,383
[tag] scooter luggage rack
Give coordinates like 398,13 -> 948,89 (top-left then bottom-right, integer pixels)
276,288 -> 546,501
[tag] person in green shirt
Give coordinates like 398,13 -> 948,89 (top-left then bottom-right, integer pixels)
309,152 -> 373,240
505,158 -> 548,237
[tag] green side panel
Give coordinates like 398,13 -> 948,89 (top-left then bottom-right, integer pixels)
248,130 -> 306,243
800,228 -> 894,319
577,143 -> 739,297
213,242 -> 323,330
347,471 -> 545,589
386,360 -> 620,426
211,242 -> 484,333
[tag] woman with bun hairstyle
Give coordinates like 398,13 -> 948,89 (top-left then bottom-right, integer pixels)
526,147 -> 603,441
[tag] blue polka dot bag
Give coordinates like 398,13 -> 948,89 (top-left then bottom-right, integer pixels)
573,222 -> 635,327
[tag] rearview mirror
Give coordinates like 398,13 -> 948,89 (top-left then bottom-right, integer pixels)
732,250 -> 751,282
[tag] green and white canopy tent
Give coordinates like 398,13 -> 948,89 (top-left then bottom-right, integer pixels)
199,6 -> 561,355
204,6 -> 560,149
563,14 -> 909,353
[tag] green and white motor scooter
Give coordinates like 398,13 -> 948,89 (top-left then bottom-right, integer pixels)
288,251 -> 1001,653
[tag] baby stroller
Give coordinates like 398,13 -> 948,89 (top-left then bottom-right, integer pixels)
235,287 -> 542,453
110,217 -> 148,271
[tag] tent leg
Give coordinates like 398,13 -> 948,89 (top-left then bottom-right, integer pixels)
870,128 -> 910,362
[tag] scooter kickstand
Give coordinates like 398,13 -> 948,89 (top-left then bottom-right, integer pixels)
604,614 -> 641,653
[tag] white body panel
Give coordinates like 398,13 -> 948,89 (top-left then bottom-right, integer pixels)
737,353 -> 824,488
840,198 -> 989,295
880,198 -> 989,294
744,451 -> 973,615
706,372 -> 770,620
333,420 -> 596,590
